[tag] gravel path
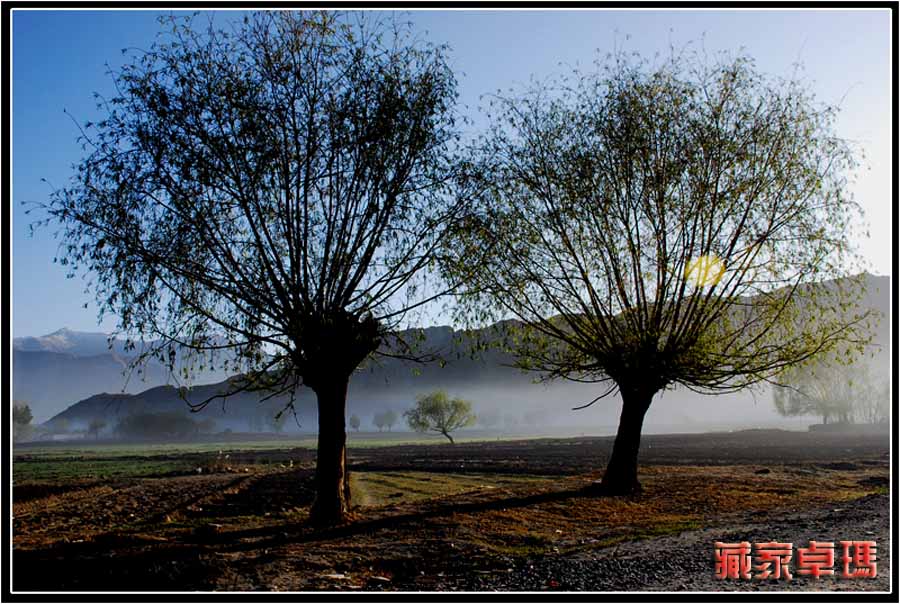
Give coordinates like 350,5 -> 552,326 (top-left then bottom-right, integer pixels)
458,492 -> 890,592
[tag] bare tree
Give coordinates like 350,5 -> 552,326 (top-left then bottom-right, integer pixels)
36,12 -> 468,525
447,49 -> 871,495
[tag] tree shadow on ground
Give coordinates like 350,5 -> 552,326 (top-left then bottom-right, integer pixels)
218,482 -> 596,552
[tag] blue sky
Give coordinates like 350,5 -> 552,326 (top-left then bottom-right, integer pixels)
12,8 -> 893,337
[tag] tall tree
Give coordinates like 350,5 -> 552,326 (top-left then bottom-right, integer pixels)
37,11 -> 468,525
447,49 -> 871,495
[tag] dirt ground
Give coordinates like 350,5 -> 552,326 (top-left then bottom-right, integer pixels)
11,429 -> 891,592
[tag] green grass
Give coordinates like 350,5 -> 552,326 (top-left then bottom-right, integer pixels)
11,433 -> 554,485
350,471 -> 552,507
469,533 -> 555,557
13,458 -> 191,483
13,439 -> 317,460
12,431 -> 558,461
553,520 -> 704,555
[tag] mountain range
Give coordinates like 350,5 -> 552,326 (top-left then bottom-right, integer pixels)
15,274 -> 891,432
13,329 -> 231,423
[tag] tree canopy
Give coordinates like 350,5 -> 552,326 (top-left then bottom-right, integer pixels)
13,402 -> 33,426
12,402 -> 34,442
40,11 -> 467,397
446,48 -> 872,493
372,409 -> 397,432
404,390 -> 476,444
37,11 -> 470,525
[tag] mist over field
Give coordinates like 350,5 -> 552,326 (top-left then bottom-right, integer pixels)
13,275 -> 889,437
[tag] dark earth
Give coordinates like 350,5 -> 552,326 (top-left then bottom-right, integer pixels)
12,429 -> 891,592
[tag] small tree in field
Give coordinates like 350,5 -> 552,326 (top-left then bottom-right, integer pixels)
447,49 -> 871,494
87,418 -> 107,439
267,411 -> 288,433
372,412 -> 387,432
349,414 -> 361,432
404,391 -> 476,444
49,418 -> 71,436
13,402 -> 33,442
35,12 -> 470,525
13,402 -> 33,427
383,409 -> 398,432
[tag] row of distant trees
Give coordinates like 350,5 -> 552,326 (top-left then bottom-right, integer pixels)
14,393 -> 480,443
13,402 -> 86,442
349,392 -> 479,443
774,358 -> 888,426
12,403 -> 220,442
115,412 -> 219,440
347,404 -> 549,435
348,409 -> 398,433
247,409 -> 288,433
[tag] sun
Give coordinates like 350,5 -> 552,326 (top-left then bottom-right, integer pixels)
686,254 -> 726,288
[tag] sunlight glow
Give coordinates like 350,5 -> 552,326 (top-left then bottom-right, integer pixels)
686,254 -> 726,288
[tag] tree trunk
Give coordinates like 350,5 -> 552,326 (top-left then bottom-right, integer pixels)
309,375 -> 351,526
589,387 -> 654,496
441,430 -> 455,444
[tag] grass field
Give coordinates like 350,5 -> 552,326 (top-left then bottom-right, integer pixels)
12,429 -> 890,591
13,430 -> 544,458
11,431 -> 557,483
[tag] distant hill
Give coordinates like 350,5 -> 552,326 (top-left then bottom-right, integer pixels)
13,331 -> 232,422
43,324 -> 533,432
29,273 -> 892,432
13,350 -> 164,420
